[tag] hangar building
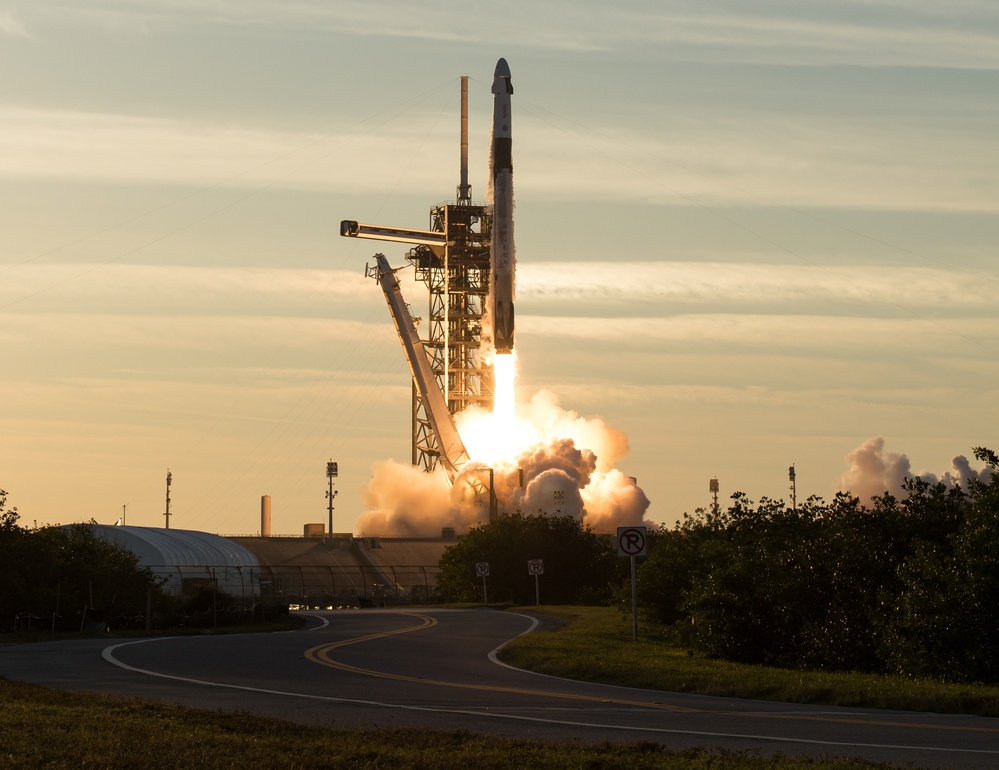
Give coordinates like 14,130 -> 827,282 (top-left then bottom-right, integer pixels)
87,524 -> 261,599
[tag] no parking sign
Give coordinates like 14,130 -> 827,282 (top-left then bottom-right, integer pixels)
476,562 -> 490,604
617,527 -> 648,642
527,559 -> 544,606
617,527 -> 648,558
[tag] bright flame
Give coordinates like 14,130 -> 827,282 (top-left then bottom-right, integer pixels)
493,352 -> 516,421
458,351 -> 538,466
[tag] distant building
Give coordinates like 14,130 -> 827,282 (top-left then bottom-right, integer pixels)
85,524 -> 260,598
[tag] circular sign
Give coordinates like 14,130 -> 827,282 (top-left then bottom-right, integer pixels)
616,526 -> 648,557
475,562 -> 490,577
527,558 -> 544,575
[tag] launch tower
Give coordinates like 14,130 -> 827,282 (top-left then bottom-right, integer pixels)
405,197 -> 493,472
342,76 -> 494,476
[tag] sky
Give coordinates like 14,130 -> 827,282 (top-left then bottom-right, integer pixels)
1,1 -> 996,535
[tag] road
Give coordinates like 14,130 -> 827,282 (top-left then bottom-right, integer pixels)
1,608 -> 997,769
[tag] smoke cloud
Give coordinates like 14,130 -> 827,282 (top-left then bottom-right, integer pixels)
356,389 -> 652,536
837,436 -> 993,506
357,459 -> 475,537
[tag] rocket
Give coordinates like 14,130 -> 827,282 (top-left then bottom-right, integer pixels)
490,57 -> 516,354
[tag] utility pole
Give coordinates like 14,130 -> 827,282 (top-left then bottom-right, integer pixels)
709,478 -> 720,516
789,465 -> 797,511
326,460 -> 338,541
164,470 -> 172,529
489,467 -> 497,522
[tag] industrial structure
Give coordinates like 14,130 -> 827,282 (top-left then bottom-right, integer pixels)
86,523 -> 452,606
341,61 -> 517,481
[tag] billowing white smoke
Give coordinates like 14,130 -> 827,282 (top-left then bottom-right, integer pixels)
837,436 -> 993,506
355,389 -> 652,536
357,460 -> 467,537
919,453 -> 994,490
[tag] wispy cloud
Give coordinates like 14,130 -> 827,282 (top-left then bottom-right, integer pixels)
518,261 -> 999,314
30,1 -> 999,67
0,106 -> 352,188
518,313 -> 997,354
0,312 -> 405,364
626,9 -> 999,68
0,104 -> 474,199
5,260 -> 994,319
0,8 -> 28,37
0,263 -> 385,324
520,111 -> 999,212
2,104 -> 995,212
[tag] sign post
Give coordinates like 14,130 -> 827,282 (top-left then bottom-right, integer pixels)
617,527 -> 648,642
527,559 -> 544,606
475,562 -> 490,604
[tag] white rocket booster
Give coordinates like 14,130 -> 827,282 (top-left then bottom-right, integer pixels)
490,57 -> 515,354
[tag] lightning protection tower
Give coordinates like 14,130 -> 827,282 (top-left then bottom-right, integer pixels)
342,76 -> 494,475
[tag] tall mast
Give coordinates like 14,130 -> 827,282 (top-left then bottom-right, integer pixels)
458,75 -> 471,204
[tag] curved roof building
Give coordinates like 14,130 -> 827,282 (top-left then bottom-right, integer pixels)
86,524 -> 261,597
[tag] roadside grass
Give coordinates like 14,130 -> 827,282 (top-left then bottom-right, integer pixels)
0,679 -> 894,769
498,606 -> 999,718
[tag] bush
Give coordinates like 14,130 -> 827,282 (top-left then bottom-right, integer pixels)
436,514 -> 621,605
636,448 -> 999,683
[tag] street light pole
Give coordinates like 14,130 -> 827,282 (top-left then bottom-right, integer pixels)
326,460 -> 338,541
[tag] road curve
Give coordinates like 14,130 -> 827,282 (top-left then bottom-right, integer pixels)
1,608 -> 997,769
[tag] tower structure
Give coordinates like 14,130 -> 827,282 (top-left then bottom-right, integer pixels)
342,75 -> 494,476
404,194 -> 493,471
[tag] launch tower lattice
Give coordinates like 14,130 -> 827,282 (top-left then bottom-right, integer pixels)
404,201 -> 494,473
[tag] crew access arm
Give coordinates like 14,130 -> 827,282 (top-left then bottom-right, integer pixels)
366,254 -> 470,482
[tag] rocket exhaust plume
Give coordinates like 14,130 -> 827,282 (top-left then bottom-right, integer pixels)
490,57 -> 516,355
358,389 -> 652,537
838,436 -> 994,506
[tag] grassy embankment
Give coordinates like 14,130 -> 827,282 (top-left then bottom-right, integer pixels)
499,605 -> 999,718
0,677 -> 892,770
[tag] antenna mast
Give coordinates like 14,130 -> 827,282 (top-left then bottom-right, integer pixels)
458,76 -> 471,203
164,469 -> 172,529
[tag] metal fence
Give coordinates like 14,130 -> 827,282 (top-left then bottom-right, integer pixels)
0,562 -> 445,634
145,563 -> 442,607
259,564 -> 442,607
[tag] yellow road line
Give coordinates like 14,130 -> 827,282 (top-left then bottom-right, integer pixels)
304,611 -> 999,735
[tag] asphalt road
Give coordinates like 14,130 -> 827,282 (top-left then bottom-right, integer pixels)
2,608 -> 997,769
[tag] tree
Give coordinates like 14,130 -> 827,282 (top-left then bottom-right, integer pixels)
0,490 -> 30,628
879,447 -> 999,682
0,489 -> 167,632
635,448 -> 999,683
0,488 -> 18,532
436,514 -> 619,605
